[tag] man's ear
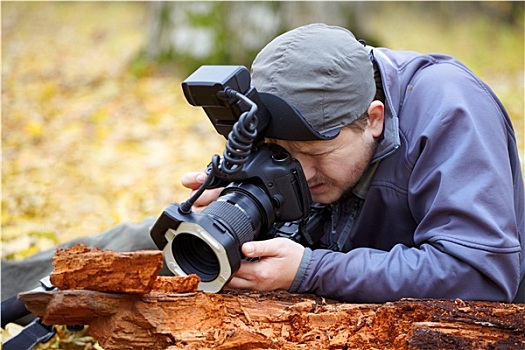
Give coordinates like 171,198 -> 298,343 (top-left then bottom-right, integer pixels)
367,100 -> 384,138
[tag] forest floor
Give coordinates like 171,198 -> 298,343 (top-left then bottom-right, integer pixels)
2,2 -> 225,260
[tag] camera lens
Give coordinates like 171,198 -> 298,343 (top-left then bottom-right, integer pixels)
172,233 -> 219,282
150,142 -> 311,292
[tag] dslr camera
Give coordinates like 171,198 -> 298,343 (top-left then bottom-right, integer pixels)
150,66 -> 312,292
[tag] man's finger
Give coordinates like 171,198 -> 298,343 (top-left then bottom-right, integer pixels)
192,188 -> 223,207
243,240 -> 276,258
226,261 -> 259,289
181,172 -> 207,189
241,238 -> 287,259
227,276 -> 253,290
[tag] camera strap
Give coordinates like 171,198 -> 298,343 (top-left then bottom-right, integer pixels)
271,204 -> 327,246
3,317 -> 56,350
299,204 -> 330,246
2,275 -> 59,350
327,197 -> 363,252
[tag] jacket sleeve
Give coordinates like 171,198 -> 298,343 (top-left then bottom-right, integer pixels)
290,60 -> 523,303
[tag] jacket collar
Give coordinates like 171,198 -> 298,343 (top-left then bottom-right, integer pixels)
352,161 -> 380,199
364,46 -> 401,163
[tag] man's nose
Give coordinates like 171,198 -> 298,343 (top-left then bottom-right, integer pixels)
294,155 -> 315,181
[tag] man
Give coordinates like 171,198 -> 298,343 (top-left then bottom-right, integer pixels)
2,23 -> 523,304
182,23 -> 524,303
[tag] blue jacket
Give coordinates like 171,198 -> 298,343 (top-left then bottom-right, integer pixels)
289,48 -> 524,303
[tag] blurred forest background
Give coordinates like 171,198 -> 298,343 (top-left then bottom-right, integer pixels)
2,1 -> 524,262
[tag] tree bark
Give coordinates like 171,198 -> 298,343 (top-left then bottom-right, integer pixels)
49,244 -> 200,294
21,244 -> 524,349
20,290 -> 525,350
50,244 -> 165,294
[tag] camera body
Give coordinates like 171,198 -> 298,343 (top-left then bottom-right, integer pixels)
150,65 -> 312,292
150,143 -> 310,292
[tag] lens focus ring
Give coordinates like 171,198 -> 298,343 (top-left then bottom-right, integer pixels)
204,200 -> 256,245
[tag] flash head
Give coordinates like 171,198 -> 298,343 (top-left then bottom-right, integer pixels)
182,65 -> 271,140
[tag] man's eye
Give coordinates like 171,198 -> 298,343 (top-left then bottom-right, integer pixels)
310,151 -> 329,157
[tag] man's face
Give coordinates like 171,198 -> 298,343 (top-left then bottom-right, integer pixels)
272,127 -> 377,204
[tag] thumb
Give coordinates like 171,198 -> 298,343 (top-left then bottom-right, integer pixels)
242,239 -> 283,258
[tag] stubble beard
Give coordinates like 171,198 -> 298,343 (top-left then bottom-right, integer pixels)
320,137 -> 378,204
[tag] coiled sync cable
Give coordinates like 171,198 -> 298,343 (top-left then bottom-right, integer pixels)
219,87 -> 259,175
179,88 -> 259,214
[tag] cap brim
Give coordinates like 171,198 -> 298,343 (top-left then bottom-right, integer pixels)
259,92 -> 339,141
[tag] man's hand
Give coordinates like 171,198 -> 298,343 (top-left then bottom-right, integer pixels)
227,238 -> 305,291
180,172 -> 223,212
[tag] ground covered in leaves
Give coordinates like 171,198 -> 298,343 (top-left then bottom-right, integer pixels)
2,2 -> 224,260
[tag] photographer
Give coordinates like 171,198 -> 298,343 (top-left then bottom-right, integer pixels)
180,23 -> 524,303
2,23 -> 523,305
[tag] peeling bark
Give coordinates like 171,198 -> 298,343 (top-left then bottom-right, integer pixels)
20,290 -> 524,350
28,244 -> 523,349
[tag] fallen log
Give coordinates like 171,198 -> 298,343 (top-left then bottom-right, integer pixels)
19,290 -> 525,350
18,244 -> 524,349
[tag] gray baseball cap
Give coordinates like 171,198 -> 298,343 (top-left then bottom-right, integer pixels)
252,23 -> 376,141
